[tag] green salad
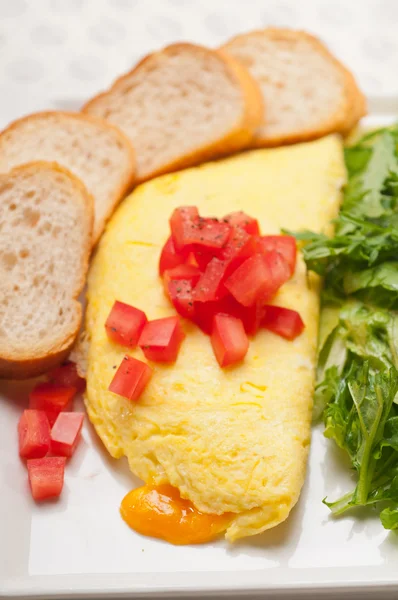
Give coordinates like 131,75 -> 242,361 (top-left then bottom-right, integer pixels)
292,125 -> 398,528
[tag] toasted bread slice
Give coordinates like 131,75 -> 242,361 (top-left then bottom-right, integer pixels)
222,29 -> 366,146
82,43 -> 264,182
0,112 -> 135,243
0,162 -> 93,379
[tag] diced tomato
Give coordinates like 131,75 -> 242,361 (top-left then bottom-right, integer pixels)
225,250 -> 292,307
192,258 -> 228,303
170,207 -> 231,251
193,295 -> 264,336
186,251 -> 199,267
257,235 -> 297,276
105,300 -> 147,348
159,236 -> 186,276
29,383 -> 76,426
262,306 -> 305,340
27,457 -> 66,501
192,296 -> 234,334
262,250 -> 291,295
167,279 -> 195,319
109,356 -> 152,401
220,227 -> 257,273
48,361 -> 85,393
51,412 -> 84,458
18,410 -> 50,459
211,314 -> 249,367
227,299 -> 268,336
139,316 -> 185,363
224,254 -> 272,307
190,246 -> 218,271
163,264 -> 201,289
187,217 -> 231,249
223,211 -> 260,235
169,206 -> 200,250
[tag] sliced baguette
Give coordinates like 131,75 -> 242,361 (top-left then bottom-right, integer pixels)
0,162 -> 93,379
0,112 -> 136,243
82,42 -> 264,182
222,28 -> 366,146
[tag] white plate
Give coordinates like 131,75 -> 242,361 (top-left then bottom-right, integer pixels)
0,103 -> 397,600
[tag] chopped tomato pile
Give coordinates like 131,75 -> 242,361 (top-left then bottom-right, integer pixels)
104,207 -> 305,401
161,207 -> 304,366
17,361 -> 86,501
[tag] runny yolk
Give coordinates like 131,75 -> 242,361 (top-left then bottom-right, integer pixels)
120,484 -> 232,545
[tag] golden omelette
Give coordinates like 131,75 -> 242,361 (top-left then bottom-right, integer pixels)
84,135 -> 345,542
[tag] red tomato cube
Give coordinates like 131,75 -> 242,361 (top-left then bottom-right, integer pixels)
169,206 -> 200,249
105,300 -> 147,348
163,264 -> 201,289
27,456 -> 66,501
193,297 -> 233,334
48,361 -> 85,393
29,383 -> 76,426
109,356 -> 152,401
188,217 -> 231,249
51,412 -> 84,457
190,246 -> 218,271
262,306 -> 305,340
225,250 -> 291,307
220,227 -> 257,272
186,251 -> 199,267
211,314 -> 249,367
224,254 -> 272,307
192,258 -> 228,303
18,410 -> 51,459
170,207 -> 231,251
257,235 -> 297,276
262,250 -> 291,293
192,295 -> 264,336
159,236 -> 186,275
167,279 -> 195,319
223,211 -> 260,235
139,316 -> 185,363
227,299 -> 268,336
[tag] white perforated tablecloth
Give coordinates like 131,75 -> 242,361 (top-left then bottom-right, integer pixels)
0,0 -> 397,130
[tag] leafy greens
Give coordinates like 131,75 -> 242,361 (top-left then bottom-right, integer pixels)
292,125 -> 398,529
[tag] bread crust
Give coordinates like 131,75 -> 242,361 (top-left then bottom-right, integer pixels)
340,66 -> 367,134
0,161 -> 93,379
0,111 -> 136,244
222,28 -> 366,147
82,42 -> 264,183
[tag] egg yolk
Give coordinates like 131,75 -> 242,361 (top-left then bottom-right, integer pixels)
120,484 -> 231,544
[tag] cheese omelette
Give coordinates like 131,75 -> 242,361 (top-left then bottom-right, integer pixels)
85,135 -> 345,541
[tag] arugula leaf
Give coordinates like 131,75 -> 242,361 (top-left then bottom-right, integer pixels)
323,364 -> 398,515
380,417 -> 398,452
344,145 -> 372,178
380,507 -> 398,529
286,214 -> 398,308
314,303 -> 397,391
343,262 -> 398,292
343,132 -> 396,218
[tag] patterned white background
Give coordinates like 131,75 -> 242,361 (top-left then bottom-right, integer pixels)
0,0 -> 397,129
